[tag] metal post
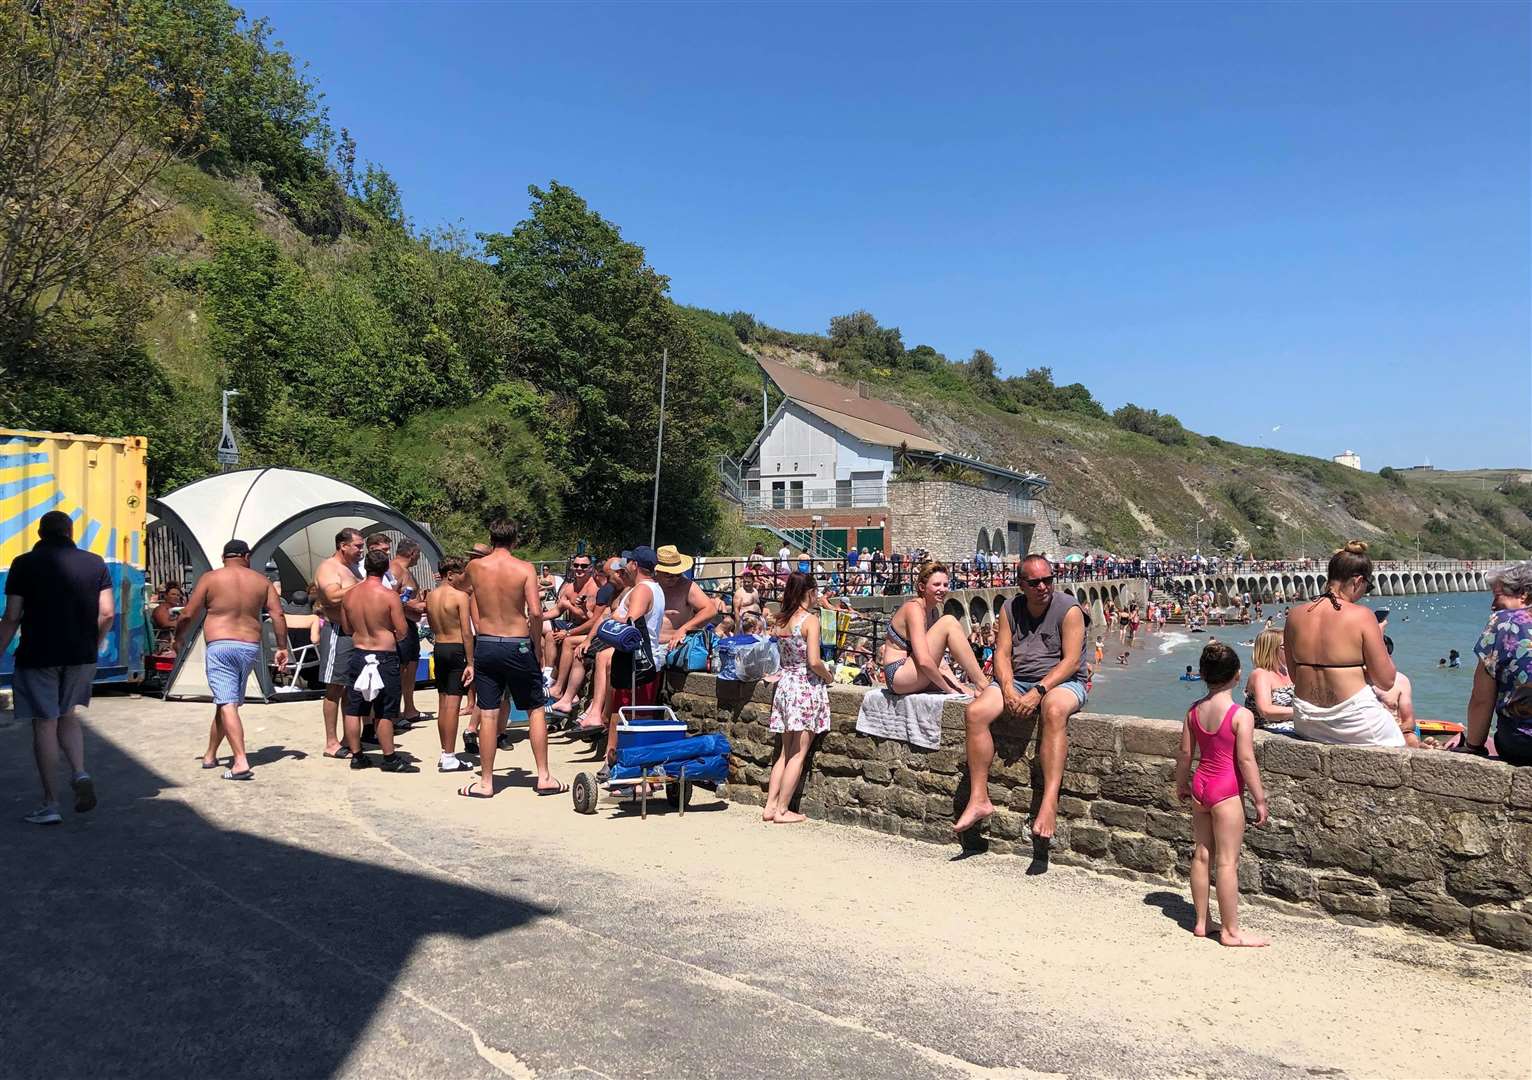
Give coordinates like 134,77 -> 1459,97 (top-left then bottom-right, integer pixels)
650,348 -> 667,548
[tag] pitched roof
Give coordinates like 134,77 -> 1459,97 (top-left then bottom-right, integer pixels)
757,356 -> 944,451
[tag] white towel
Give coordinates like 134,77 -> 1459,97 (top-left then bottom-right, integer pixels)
1292,685 -> 1404,747
353,653 -> 383,702
855,688 -> 969,751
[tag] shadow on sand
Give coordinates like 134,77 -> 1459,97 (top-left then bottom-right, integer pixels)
0,724 -> 552,1078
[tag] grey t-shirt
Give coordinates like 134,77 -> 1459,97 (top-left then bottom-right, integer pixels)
1005,591 -> 1087,684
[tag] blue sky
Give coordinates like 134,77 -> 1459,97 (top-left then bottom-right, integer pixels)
245,1 -> 1529,470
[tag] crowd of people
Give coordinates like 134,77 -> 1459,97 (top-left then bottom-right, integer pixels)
11,504 -> 1532,949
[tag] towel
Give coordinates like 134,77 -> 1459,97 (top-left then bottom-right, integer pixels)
855,688 -> 969,751
353,653 -> 383,702
1292,685 -> 1405,747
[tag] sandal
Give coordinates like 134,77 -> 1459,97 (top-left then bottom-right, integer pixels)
534,781 -> 570,797
322,746 -> 353,760
457,783 -> 493,799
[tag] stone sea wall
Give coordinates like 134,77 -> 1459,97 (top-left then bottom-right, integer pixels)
669,673 -> 1532,951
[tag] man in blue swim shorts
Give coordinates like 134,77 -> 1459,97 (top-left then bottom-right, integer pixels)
176,540 -> 289,781
954,554 -> 1089,846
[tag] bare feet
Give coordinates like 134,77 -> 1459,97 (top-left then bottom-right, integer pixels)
952,800 -> 995,834
762,808 -> 777,822
1031,800 -> 1058,839
1219,930 -> 1269,947
774,811 -> 806,824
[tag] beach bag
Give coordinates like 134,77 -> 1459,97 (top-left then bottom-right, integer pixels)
733,636 -> 780,681
665,626 -> 716,672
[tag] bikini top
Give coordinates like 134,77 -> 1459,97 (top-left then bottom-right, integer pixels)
886,605 -> 937,651
1291,590 -> 1364,669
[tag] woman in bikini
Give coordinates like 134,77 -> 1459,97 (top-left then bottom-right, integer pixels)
879,562 -> 990,695
1280,541 -> 1400,745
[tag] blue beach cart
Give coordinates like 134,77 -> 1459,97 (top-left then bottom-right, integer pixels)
570,705 -> 730,818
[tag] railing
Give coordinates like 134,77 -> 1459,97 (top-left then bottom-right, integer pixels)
739,482 -> 888,511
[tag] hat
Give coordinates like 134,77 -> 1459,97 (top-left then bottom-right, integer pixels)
1373,608 -> 1390,623
654,544 -> 694,575
222,539 -> 251,558
629,545 -> 658,571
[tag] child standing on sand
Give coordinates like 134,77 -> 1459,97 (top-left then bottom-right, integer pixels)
1174,641 -> 1270,947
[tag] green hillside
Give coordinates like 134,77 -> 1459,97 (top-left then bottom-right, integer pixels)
4,1 -> 1527,561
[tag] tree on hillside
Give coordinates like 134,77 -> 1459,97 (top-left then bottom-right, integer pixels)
966,348 -> 997,382
1111,403 -> 1189,445
480,182 -> 727,548
0,0 -> 197,349
826,309 -> 904,372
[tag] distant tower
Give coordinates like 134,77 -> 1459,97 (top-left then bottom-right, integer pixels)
1332,450 -> 1361,470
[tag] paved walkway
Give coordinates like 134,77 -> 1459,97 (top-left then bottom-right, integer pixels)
2,689 -> 1527,1079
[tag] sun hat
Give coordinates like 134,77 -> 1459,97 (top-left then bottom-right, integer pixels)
654,544 -> 694,575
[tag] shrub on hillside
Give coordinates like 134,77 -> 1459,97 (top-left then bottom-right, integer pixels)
1113,403 -> 1189,445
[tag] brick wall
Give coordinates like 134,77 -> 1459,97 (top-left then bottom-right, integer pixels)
671,673 -> 1532,951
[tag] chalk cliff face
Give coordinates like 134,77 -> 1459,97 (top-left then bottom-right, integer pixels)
740,339 -> 1531,558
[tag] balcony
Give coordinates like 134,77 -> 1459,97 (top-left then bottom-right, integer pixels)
743,480 -> 888,512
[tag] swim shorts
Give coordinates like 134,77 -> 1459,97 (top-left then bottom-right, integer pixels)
1012,677 -> 1089,710
345,649 -> 401,721
434,642 -> 467,696
320,623 -> 354,687
13,663 -> 95,722
397,623 -> 421,666
206,639 -> 261,706
473,635 -> 544,712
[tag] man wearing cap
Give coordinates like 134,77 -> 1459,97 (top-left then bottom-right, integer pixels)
653,545 -> 719,650
0,510 -> 114,825
175,540 -> 289,780
602,547 -> 665,762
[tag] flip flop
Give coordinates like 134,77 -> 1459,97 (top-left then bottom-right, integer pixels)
322,747 -> 353,760
457,784 -> 492,799
534,781 -> 570,797
221,769 -> 254,781
71,774 -> 97,813
199,760 -> 221,769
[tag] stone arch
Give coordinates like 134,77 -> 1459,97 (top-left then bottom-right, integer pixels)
1074,588 -> 1087,605
992,532 -> 1006,557
1088,586 -> 1101,606
969,596 -> 990,625
943,598 -> 966,625
976,528 -> 991,555
993,593 -> 1009,618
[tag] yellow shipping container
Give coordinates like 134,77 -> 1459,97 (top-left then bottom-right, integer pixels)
0,429 -> 149,683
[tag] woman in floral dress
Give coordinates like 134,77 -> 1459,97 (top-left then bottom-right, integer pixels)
764,571 -> 833,823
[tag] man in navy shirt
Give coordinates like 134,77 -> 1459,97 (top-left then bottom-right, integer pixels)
0,510 -> 114,825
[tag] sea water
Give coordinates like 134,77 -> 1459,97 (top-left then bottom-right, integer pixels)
1083,590 -> 1494,724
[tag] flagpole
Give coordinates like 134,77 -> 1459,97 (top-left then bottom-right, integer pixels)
650,347 -> 667,548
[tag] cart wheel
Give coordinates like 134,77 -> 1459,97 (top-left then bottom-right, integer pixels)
666,779 -> 692,809
572,772 -> 598,814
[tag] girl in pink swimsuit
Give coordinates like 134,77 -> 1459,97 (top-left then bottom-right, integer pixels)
1174,641 -> 1271,947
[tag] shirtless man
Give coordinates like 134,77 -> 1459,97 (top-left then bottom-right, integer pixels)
544,553 -> 600,688
547,559 -> 615,714
426,556 -> 474,773
573,558 -> 630,729
340,549 -> 409,770
389,538 -> 429,724
653,545 -> 719,649
175,540 -> 288,780
732,565 -> 763,622
315,528 -> 365,758
460,519 -> 560,799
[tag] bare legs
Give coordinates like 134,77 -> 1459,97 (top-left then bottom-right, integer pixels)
888,615 -> 989,695
322,683 -> 345,755
763,729 -> 813,823
578,649 -> 613,728
527,707 -> 558,791
953,683 -> 1078,838
1191,797 -> 1268,946
468,703 -> 497,797
438,693 -> 464,766
201,703 -> 250,773
343,713 -> 392,757
549,639 -> 589,713
32,712 -> 86,807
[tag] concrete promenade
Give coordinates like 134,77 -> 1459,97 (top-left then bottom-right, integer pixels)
3,689 -> 1528,1079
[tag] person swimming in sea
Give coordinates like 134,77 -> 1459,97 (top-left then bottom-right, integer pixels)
1180,665 -> 1201,682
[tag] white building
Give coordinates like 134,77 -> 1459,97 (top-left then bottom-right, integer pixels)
1333,450 -> 1362,470
722,356 -> 1053,557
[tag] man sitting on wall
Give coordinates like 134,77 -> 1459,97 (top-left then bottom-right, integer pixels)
954,553 -> 1090,845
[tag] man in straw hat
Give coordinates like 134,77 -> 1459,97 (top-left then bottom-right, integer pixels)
653,544 -> 719,650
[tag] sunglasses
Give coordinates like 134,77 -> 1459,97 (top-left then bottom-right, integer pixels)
570,563 -> 592,570
1023,575 -> 1056,587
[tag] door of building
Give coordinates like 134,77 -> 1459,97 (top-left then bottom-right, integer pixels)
855,527 -> 884,553
819,529 -> 848,555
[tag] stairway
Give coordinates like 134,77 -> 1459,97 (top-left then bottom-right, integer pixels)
718,456 -> 845,559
